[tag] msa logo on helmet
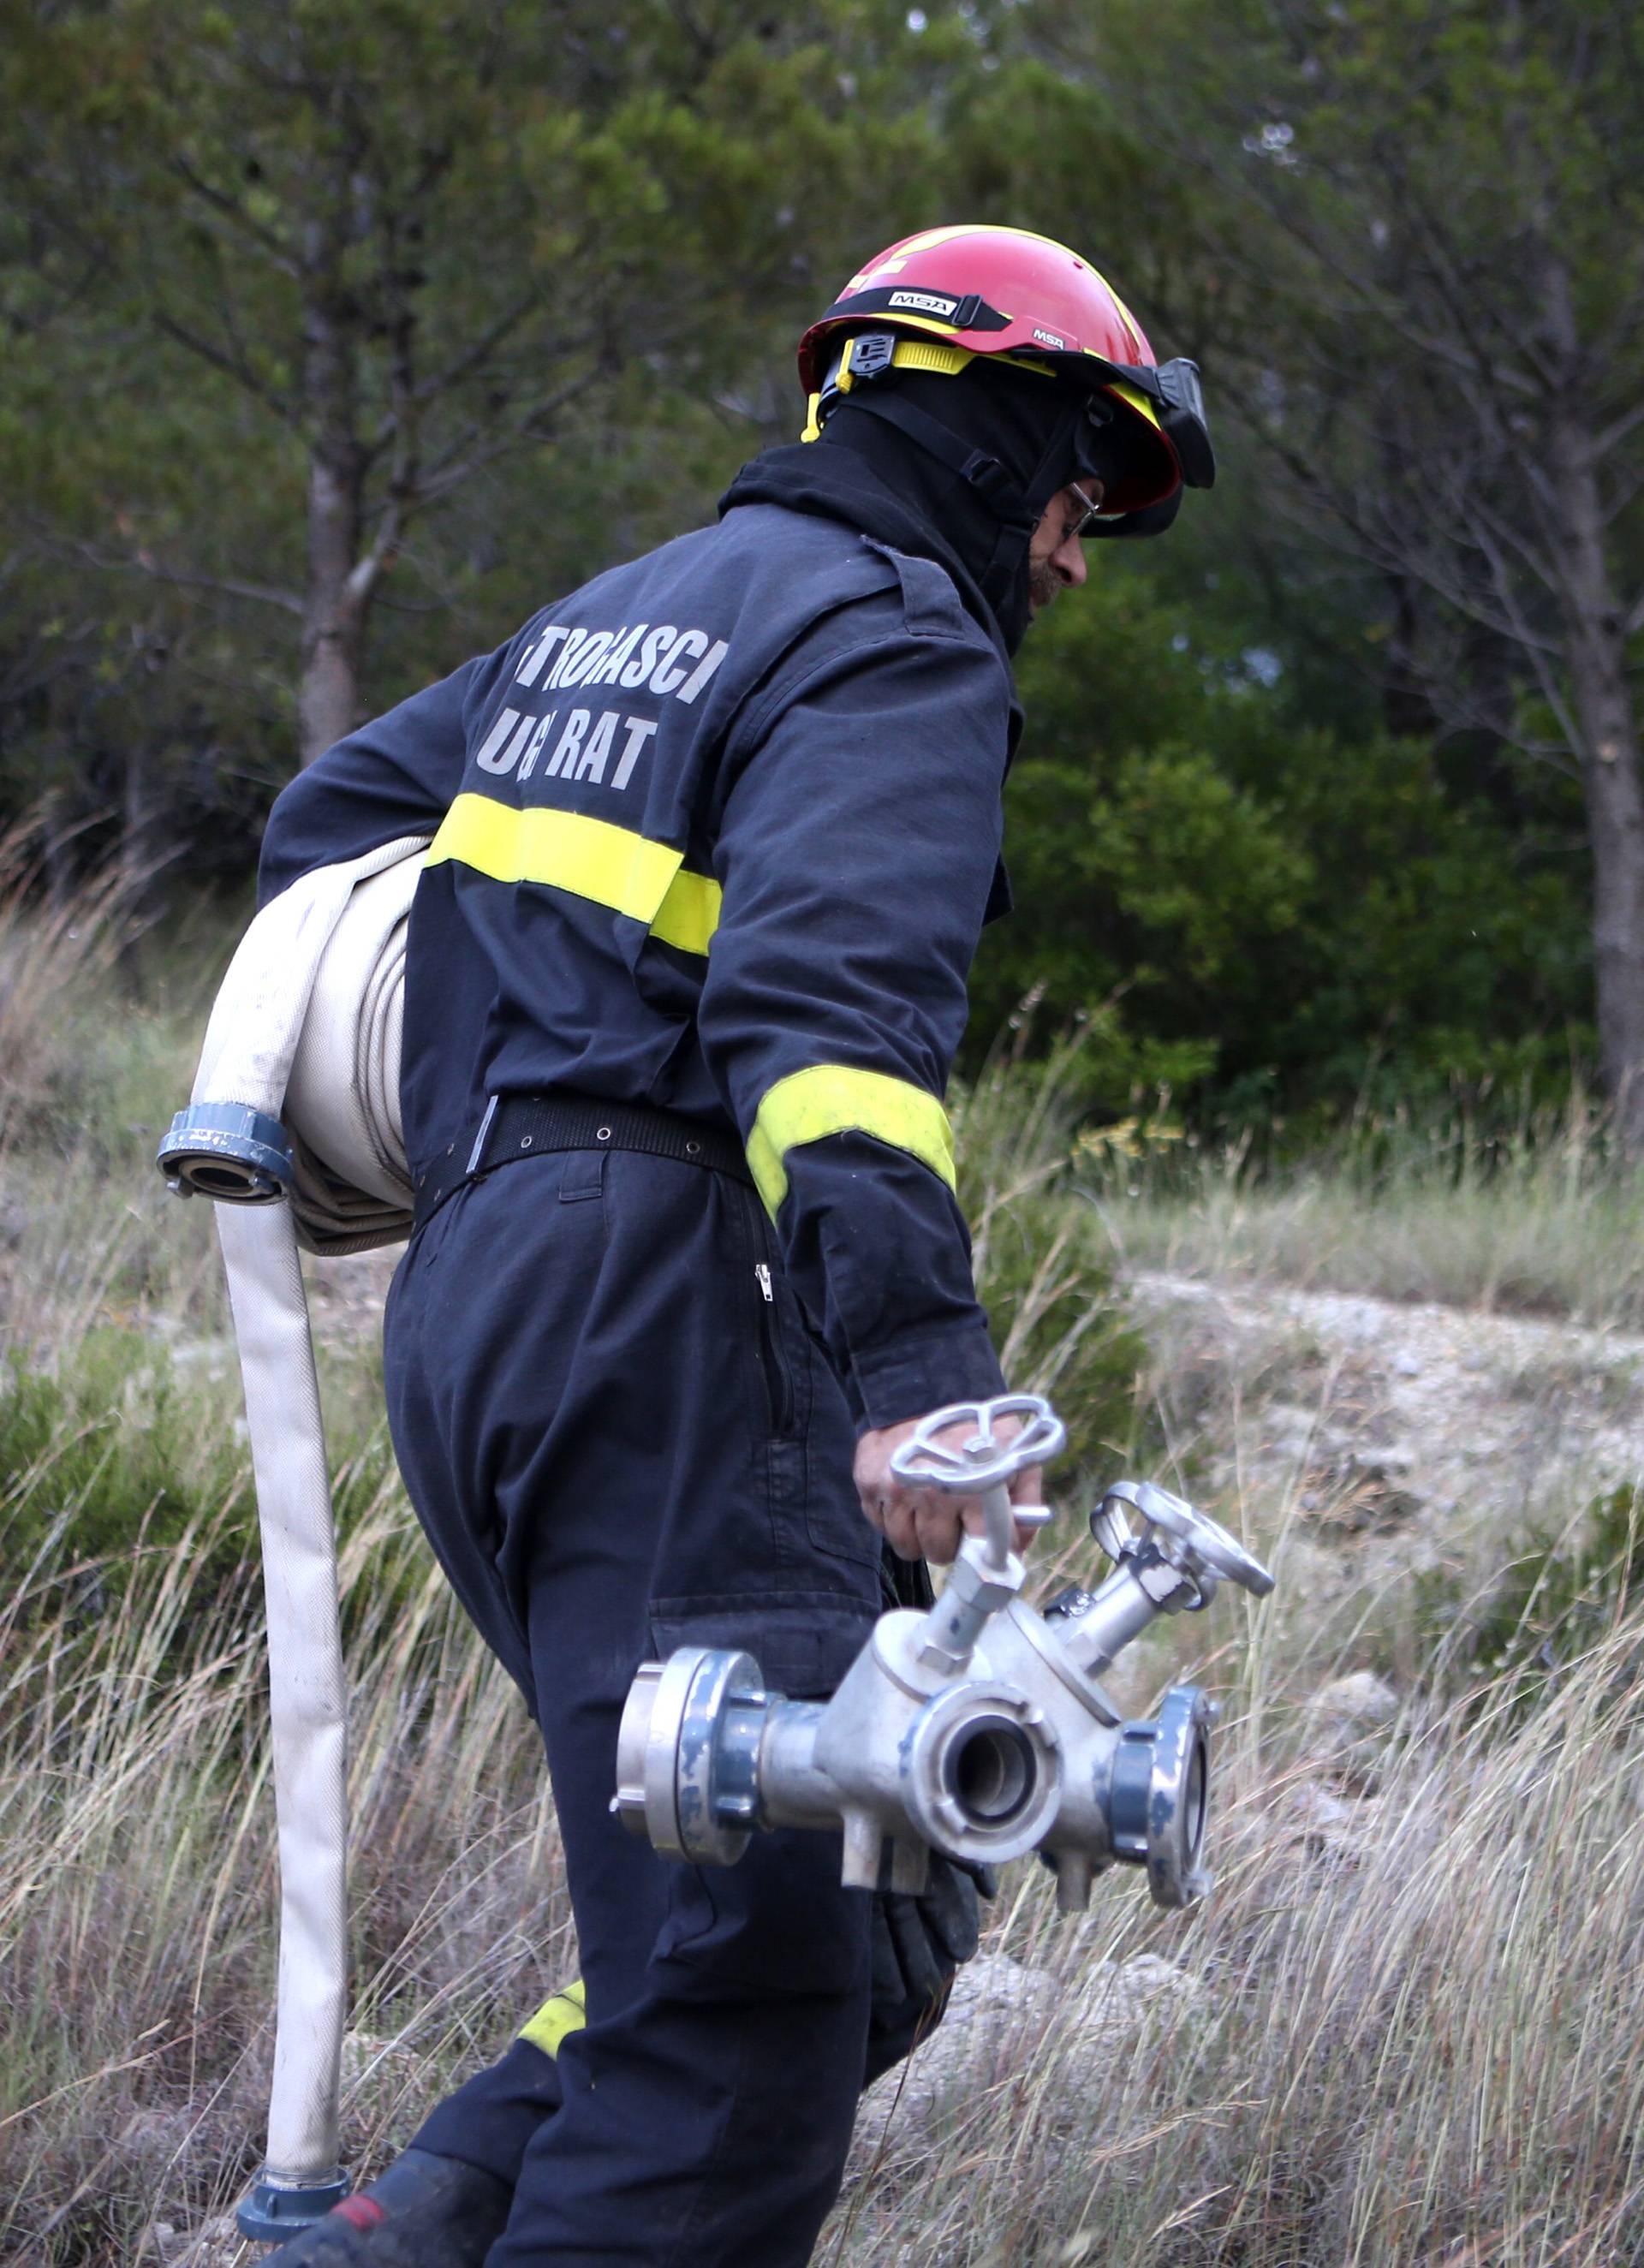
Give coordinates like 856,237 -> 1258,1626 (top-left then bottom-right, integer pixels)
1033,326 -> 1069,350
888,289 -> 960,318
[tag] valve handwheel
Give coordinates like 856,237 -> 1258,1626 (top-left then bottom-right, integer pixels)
1094,1480 -> 1275,1598
890,1392 -> 1066,1514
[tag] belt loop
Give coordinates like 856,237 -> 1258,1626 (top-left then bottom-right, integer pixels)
466,1094 -> 499,1176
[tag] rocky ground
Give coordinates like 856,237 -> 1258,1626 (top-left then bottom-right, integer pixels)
1132,1265 -> 1644,1597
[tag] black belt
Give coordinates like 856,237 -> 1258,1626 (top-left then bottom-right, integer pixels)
413,1092 -> 753,1231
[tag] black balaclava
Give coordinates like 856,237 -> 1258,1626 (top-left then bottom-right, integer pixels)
826,360 -> 1107,652
721,353 -> 1141,655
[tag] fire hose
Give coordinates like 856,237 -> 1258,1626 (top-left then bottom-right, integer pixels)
157,837 -> 426,2244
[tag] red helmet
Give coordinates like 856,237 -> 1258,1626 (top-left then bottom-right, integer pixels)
798,224 -> 1212,517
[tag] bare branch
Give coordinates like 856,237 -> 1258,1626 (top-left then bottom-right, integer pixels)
414,289 -> 556,408
152,311 -> 296,424
58,534 -> 303,618
1592,399 -> 1644,461
1456,490 -> 1564,605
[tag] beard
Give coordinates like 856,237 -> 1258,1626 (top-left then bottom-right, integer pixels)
1028,557 -> 1062,615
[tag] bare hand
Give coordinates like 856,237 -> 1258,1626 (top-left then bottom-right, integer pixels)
852,1409 -> 1045,1566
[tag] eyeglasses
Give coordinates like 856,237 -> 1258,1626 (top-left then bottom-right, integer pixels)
1060,482 -> 1107,545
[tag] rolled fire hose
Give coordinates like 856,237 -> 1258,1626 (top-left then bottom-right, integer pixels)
158,836 -> 427,2242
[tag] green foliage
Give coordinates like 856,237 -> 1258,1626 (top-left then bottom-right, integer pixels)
0,1328 -> 398,1622
974,542 -> 1592,1134
0,0 -> 1621,1131
0,0 -> 994,831
956,1040 -> 1154,1476
1422,1484 -> 1644,1717
0,1336 -> 253,1601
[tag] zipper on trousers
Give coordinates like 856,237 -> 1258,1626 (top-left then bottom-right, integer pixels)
753,1263 -> 796,1436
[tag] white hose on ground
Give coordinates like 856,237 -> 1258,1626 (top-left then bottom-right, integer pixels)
182,835 -> 427,2191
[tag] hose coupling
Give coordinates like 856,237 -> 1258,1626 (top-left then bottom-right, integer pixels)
158,1101 -> 294,1203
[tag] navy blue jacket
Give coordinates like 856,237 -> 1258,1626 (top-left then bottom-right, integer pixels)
260,492 -> 1014,1430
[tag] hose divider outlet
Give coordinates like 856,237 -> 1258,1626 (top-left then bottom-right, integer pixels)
901,1679 -> 1062,1863
1107,1685 -> 1215,1908
158,1102 -> 295,1203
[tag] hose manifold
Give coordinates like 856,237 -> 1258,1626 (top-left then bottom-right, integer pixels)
898,1677 -> 1062,1863
613,1396 -> 1273,1916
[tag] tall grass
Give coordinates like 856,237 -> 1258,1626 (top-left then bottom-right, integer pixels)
0,829 -> 234,1368
1,1467 -> 568,2265
9,1415 -> 1643,2265
824,1615 -> 1644,2266
1084,1098 -> 1644,1328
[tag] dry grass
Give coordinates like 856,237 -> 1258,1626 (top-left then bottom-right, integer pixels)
9,1432 -> 1643,2266
1,1469 -> 569,2264
1087,1104 -> 1644,1329
0,833 -> 235,1368
823,1615 -> 1644,2267
5,885 -> 1644,2264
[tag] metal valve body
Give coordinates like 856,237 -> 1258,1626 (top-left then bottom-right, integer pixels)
614,1397 -> 1273,1913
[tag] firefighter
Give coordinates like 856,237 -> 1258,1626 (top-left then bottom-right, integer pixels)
265,224 -> 1212,2265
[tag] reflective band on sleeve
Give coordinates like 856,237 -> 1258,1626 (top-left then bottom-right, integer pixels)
652,866 -> 721,956
519,1978 -> 587,2059
426,793 -> 720,955
747,1064 -> 957,1217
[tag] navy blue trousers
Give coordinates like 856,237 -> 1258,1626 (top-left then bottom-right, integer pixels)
382,1146 -> 883,2267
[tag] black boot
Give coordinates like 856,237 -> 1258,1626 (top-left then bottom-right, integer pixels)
267,2148 -> 514,2265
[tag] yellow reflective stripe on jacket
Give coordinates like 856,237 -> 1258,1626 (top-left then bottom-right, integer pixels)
426,792 -> 720,956
651,865 -> 720,956
747,1065 -> 956,1217
518,1978 -> 587,2059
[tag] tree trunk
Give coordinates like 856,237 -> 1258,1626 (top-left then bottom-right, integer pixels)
297,197 -> 368,766
1570,610 -> 1644,1151
298,443 -> 367,764
1543,257 -> 1644,1151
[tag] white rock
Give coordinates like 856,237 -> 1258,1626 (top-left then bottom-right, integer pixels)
162,2214 -> 245,2265
1309,1670 -> 1399,1727
1262,1402 -> 1323,1461
1286,1780 -> 1355,1830
1303,1672 -> 1400,1782
1284,1778 -> 1385,1862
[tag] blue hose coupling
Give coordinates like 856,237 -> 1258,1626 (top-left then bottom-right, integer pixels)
157,1102 -> 295,1203
236,2169 -> 349,2246
1108,1685 -> 1216,1909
